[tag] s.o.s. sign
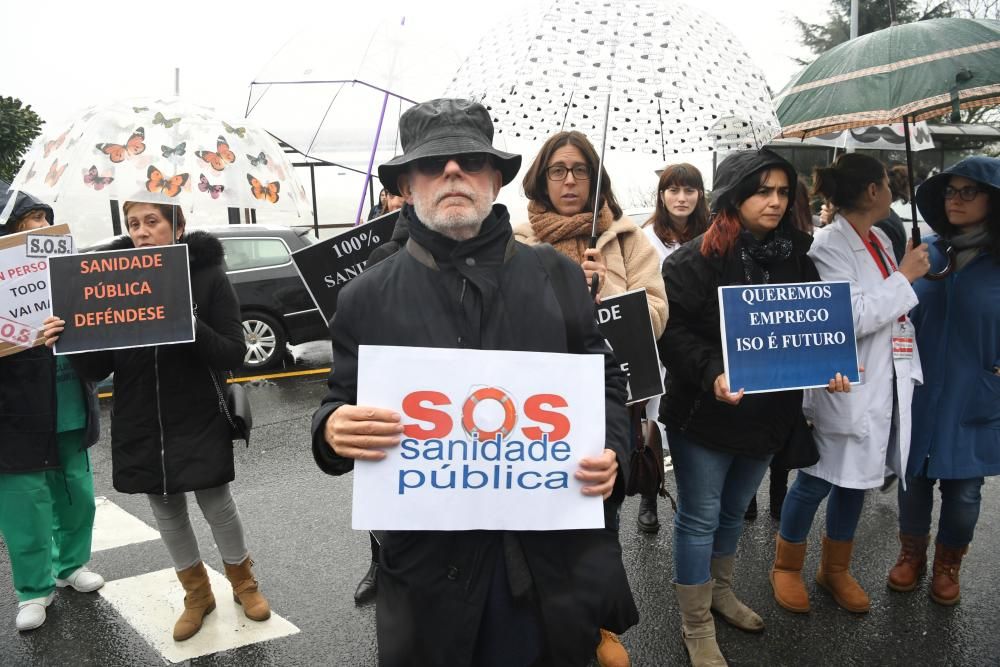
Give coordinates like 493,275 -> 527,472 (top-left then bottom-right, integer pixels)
354,345 -> 607,531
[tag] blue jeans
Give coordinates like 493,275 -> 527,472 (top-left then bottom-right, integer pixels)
669,429 -> 772,585
898,474 -> 985,548
779,471 -> 866,543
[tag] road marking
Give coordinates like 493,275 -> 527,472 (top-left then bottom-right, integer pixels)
98,367 -> 331,398
229,368 -> 329,383
91,497 -> 160,552
99,566 -> 299,663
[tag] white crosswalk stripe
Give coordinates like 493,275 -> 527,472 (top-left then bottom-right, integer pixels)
89,496 -> 299,661
90,497 -> 160,552
99,567 -> 299,663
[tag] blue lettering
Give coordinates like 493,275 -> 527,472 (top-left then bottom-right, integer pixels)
462,465 -> 488,489
400,438 -> 420,460
505,440 -> 525,461
518,471 -> 542,489
544,471 -> 569,489
424,439 -> 443,460
398,470 -> 425,495
550,441 -> 570,461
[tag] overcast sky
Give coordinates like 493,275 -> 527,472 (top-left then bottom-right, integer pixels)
4,0 -> 829,125
2,0 -> 832,225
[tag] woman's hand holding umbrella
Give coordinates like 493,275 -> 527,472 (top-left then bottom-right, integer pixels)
581,248 -> 607,303
899,239 -> 932,283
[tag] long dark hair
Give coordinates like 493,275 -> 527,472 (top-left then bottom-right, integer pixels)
522,131 -> 623,219
701,165 -> 797,257
811,153 -> 886,211
644,163 -> 709,245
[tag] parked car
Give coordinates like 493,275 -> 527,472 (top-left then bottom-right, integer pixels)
207,225 -> 329,371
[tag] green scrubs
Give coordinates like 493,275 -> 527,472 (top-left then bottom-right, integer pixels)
0,356 -> 96,601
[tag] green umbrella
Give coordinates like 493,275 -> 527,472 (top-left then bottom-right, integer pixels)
775,17 -> 1000,277
776,18 -> 1000,137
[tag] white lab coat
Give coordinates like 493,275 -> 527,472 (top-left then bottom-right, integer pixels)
801,215 -> 923,490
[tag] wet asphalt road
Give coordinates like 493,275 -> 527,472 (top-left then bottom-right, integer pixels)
2,342 -> 999,666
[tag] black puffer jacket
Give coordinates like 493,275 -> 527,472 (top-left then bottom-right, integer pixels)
311,205 -> 637,667
70,231 -> 246,494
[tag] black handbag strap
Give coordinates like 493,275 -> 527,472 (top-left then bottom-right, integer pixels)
208,368 -> 239,432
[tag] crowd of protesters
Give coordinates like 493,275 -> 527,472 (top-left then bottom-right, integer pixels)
1,97 -> 998,667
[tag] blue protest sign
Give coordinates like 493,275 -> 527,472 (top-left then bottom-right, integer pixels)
718,281 -> 858,394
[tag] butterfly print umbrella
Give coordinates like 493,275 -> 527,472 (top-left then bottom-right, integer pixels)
9,97 -> 310,243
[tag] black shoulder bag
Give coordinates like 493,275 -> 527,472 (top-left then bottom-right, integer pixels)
209,369 -> 253,445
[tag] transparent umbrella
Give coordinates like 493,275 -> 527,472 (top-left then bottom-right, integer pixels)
445,0 -> 780,157
7,97 -> 310,246
246,14 -> 465,224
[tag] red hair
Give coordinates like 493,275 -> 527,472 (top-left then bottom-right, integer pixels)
700,211 -> 743,257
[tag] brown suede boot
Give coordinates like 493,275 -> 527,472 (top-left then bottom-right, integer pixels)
770,535 -> 810,613
173,561 -> 216,641
674,582 -> 728,667
224,557 -> 271,621
815,536 -> 869,613
930,542 -> 968,606
711,555 -> 764,632
887,533 -> 929,592
595,628 -> 630,667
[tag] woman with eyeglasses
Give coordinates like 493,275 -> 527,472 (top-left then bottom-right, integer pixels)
515,131 -> 667,667
887,157 -> 1000,606
771,153 -> 930,617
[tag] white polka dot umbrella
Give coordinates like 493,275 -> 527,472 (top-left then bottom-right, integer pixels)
445,0 -> 779,156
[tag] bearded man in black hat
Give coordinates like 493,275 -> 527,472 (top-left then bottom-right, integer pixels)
310,98 -> 638,666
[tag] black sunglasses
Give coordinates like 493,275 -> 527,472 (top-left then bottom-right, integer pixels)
414,154 -> 492,177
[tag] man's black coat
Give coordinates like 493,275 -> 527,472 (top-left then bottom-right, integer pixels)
311,205 -> 637,666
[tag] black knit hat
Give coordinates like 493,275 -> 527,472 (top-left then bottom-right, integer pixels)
377,98 -> 521,196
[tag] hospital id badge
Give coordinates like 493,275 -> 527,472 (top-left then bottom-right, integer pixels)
892,320 -> 914,360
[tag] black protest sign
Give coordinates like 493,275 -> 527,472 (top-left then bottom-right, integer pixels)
50,245 -> 195,354
596,288 -> 664,404
291,211 -> 399,323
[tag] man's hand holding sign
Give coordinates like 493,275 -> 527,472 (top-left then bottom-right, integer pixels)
326,405 -> 618,499
330,346 -> 614,531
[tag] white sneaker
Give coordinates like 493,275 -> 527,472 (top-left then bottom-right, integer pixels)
16,593 -> 54,632
55,566 -> 105,593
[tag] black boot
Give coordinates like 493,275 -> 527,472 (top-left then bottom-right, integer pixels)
744,495 -> 758,521
353,561 -> 378,605
769,467 -> 789,520
637,493 -> 660,533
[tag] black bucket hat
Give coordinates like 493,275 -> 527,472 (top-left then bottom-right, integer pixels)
377,98 -> 521,196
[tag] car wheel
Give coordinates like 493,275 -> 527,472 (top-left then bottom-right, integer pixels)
241,311 -> 287,371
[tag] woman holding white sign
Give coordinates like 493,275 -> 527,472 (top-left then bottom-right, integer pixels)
658,149 -> 852,666
771,154 -> 930,616
0,191 -> 105,632
888,157 -> 1000,605
43,202 -> 271,641
517,131 -> 668,667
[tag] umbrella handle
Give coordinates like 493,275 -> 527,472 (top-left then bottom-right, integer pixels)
588,234 -> 600,299
924,246 -> 955,281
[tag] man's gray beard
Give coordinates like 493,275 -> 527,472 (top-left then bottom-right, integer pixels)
413,190 -> 494,241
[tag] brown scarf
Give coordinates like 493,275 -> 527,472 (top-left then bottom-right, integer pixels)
527,201 -> 614,264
